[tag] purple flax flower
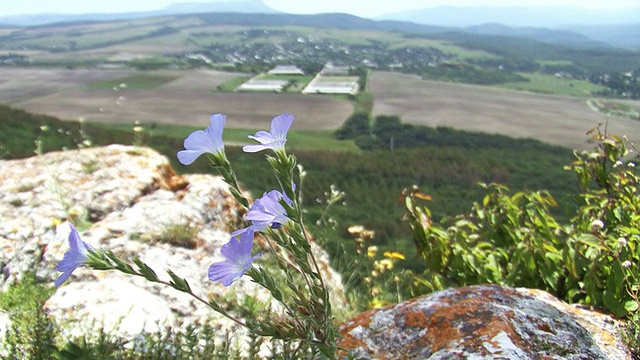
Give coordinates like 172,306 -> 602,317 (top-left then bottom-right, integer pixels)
177,114 -> 226,165
55,224 -> 94,287
232,189 -> 292,237
243,113 -> 294,153
209,230 -> 262,286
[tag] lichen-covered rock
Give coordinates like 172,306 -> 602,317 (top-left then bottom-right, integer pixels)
0,145 -> 345,350
339,284 -> 629,359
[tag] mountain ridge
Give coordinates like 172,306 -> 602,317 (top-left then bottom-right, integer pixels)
0,0 -> 279,26
378,5 -> 640,28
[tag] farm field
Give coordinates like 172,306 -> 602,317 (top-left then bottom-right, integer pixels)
370,71 -> 640,151
3,67 -> 640,151
0,68 -> 353,130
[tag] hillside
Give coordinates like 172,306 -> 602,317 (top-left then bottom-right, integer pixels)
1,12 -> 639,75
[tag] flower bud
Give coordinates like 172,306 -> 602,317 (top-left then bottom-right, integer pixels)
618,237 -> 628,247
590,219 -> 604,232
347,225 -> 364,235
622,260 -> 632,268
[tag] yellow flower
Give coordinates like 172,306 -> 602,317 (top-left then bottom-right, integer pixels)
370,298 -> 387,309
367,246 -> 378,258
383,251 -> 405,260
374,259 -> 394,272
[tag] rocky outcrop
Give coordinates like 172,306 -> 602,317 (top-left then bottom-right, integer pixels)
338,284 -> 630,359
0,145 -> 345,345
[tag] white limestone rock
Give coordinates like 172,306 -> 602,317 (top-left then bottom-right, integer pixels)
0,145 -> 346,353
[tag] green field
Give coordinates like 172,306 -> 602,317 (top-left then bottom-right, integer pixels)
215,75 -> 253,92
498,72 -> 608,96
89,121 -> 360,153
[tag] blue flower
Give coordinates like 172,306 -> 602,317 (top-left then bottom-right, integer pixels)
55,224 -> 94,287
243,113 -> 294,153
232,189 -> 292,237
208,230 -> 262,287
177,113 -> 226,165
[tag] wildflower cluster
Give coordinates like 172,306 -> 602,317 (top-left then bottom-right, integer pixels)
54,113 -> 338,358
346,225 -> 407,309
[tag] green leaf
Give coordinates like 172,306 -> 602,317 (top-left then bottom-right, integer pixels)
576,234 -> 608,251
166,269 -> 191,293
132,257 -> 159,282
625,300 -> 639,313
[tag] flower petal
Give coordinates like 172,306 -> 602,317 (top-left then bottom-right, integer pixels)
177,114 -> 226,165
270,113 -> 294,139
243,114 -> 294,153
220,230 -> 252,263
54,224 -> 93,287
242,144 -> 271,153
244,190 -> 291,229
177,149 -> 203,165
248,130 -> 273,144
54,271 -> 74,288
208,261 -> 244,287
209,230 -> 260,287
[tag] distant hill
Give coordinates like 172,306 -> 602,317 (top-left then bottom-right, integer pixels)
378,6 -> 640,28
1,11 -> 638,73
565,23 -> 640,52
463,23 -> 609,49
0,0 -> 279,26
378,6 -> 640,51
3,2 -> 640,51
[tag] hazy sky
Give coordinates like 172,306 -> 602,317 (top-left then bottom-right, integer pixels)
0,0 -> 637,18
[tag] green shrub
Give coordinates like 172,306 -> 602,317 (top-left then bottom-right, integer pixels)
333,112 -> 370,140
0,274 -> 57,360
403,126 -> 640,318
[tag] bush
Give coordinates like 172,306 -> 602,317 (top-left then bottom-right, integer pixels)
333,112 -> 370,140
403,126 -> 640,318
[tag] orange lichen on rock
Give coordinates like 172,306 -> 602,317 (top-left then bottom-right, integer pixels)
338,284 -> 629,359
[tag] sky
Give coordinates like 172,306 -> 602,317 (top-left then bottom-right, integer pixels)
0,0 -> 637,18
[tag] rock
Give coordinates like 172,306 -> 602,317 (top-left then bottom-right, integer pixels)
338,284 -> 630,359
0,145 -> 346,351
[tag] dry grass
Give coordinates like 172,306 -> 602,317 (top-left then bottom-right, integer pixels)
370,71 -> 640,151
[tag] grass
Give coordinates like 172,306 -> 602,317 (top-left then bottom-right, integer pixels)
0,274 -> 252,359
135,223 -> 199,249
498,72 -> 608,96
589,99 -> 640,120
330,92 -> 374,115
89,121 -> 361,153
88,74 -> 179,89
216,75 -> 253,92
0,273 -> 56,359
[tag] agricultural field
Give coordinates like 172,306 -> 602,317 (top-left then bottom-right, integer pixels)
369,71 -> 640,151
3,67 -> 640,151
0,68 -> 353,130
498,72 -> 608,96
